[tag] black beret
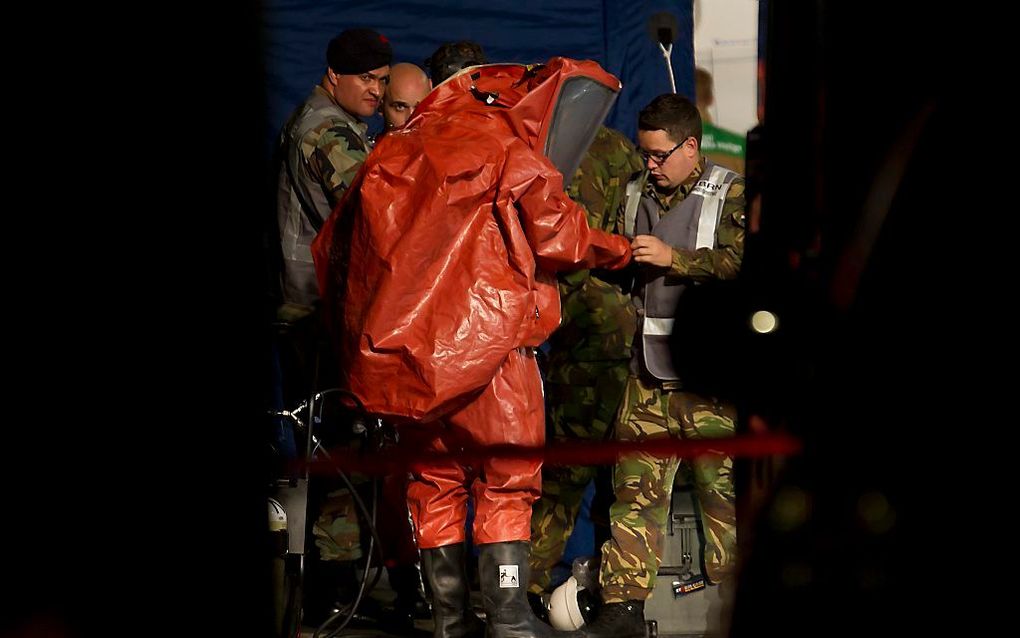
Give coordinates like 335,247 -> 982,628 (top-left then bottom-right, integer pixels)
327,28 -> 393,75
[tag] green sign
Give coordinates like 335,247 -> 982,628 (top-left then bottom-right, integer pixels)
701,123 -> 745,158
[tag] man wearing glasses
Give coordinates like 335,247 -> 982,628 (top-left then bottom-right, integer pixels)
580,94 -> 746,637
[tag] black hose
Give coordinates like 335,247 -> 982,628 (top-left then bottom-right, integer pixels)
310,395 -> 389,637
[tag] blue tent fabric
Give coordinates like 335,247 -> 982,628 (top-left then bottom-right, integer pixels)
262,0 -> 693,154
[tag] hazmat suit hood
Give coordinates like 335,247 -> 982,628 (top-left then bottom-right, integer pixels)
410,58 -> 621,187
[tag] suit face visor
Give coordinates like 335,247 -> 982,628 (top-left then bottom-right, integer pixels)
544,77 -> 618,188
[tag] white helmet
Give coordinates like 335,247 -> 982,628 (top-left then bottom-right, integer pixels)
268,497 -> 287,532
548,576 -> 600,630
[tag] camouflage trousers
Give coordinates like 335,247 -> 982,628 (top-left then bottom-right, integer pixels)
312,486 -> 363,562
599,375 -> 736,602
528,361 -> 629,595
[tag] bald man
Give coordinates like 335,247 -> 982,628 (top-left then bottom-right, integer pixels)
380,62 -> 431,132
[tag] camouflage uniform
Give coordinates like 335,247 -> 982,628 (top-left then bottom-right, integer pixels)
277,86 -> 372,562
599,158 -> 746,602
277,85 -> 370,315
312,487 -> 364,561
529,127 -> 644,594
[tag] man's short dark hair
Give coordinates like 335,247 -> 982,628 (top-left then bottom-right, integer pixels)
425,41 -> 487,84
638,94 -> 702,147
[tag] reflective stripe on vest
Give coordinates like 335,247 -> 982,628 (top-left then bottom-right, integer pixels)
694,165 -> 733,249
623,172 -> 647,238
643,317 -> 675,336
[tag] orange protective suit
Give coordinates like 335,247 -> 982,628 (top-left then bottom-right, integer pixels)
312,58 -> 631,547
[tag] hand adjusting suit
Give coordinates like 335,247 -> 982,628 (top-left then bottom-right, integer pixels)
312,58 -> 632,638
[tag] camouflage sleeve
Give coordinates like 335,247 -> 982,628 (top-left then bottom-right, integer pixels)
308,122 -> 368,207
568,170 -> 619,233
558,268 -> 590,298
568,128 -> 645,233
667,177 -> 746,281
558,128 -> 644,320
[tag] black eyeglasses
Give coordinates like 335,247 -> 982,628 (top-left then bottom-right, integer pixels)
639,137 -> 689,166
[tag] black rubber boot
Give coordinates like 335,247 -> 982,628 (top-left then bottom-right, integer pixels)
391,563 -> 431,615
384,563 -> 431,633
478,541 -> 580,637
421,543 -> 486,638
578,601 -> 645,638
527,591 -> 550,624
302,560 -> 359,626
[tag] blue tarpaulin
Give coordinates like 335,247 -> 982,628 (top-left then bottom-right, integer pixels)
262,0 -> 692,153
